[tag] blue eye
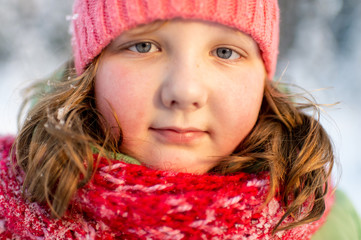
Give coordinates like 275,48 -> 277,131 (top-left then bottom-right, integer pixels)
215,47 -> 241,60
128,42 -> 158,53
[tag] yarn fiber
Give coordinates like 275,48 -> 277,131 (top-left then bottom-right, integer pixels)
0,136 -> 333,239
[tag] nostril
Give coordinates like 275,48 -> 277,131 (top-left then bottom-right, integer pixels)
170,100 -> 177,106
193,102 -> 199,108
160,81 -> 208,110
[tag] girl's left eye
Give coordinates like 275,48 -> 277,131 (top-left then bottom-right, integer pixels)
212,47 -> 241,60
128,42 -> 159,53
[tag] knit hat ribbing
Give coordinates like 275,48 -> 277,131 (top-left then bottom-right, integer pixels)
71,0 -> 279,79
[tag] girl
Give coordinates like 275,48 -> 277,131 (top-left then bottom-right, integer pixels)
1,0 -> 359,239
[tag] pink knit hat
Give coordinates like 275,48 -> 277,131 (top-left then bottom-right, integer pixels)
71,0 -> 279,79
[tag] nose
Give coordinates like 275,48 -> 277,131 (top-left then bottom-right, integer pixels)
160,62 -> 208,111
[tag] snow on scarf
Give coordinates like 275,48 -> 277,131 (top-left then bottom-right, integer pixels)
0,136 -> 333,239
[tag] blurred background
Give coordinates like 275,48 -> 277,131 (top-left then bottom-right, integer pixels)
1,0 -> 360,215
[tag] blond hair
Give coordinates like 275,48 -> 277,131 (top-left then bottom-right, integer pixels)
16,57 -> 333,232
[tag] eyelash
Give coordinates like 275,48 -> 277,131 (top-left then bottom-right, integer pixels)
211,48 -> 242,60
126,41 -> 244,60
128,42 -> 160,53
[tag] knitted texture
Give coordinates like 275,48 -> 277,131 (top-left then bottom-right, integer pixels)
0,136 -> 333,239
71,0 -> 279,79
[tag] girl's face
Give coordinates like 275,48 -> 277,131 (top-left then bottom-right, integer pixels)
95,19 -> 266,173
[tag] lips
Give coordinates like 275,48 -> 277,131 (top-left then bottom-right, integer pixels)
149,127 -> 207,144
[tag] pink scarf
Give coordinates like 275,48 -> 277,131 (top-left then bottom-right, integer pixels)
0,136 -> 332,239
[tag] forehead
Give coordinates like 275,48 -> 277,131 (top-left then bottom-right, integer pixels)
119,19 -> 259,50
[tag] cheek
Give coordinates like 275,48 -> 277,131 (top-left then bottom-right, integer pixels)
94,61 -> 152,135
233,82 -> 264,119
215,71 -> 265,145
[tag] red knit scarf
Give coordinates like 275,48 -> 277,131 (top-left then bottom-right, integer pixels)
0,136 -> 333,239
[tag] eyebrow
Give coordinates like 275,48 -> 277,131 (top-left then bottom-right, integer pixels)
124,20 -> 168,37
220,24 -> 255,45
195,20 -> 257,48
126,19 -> 249,40
207,23 -> 258,50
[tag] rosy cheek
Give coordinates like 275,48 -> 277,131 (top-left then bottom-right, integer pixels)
95,63 -> 128,125
96,61 -> 153,136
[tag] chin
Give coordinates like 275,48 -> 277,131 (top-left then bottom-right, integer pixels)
140,157 -> 215,174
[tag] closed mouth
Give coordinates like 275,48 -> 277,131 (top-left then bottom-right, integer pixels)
149,126 -> 207,144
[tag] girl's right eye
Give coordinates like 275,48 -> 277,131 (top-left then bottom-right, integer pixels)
128,42 -> 159,53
